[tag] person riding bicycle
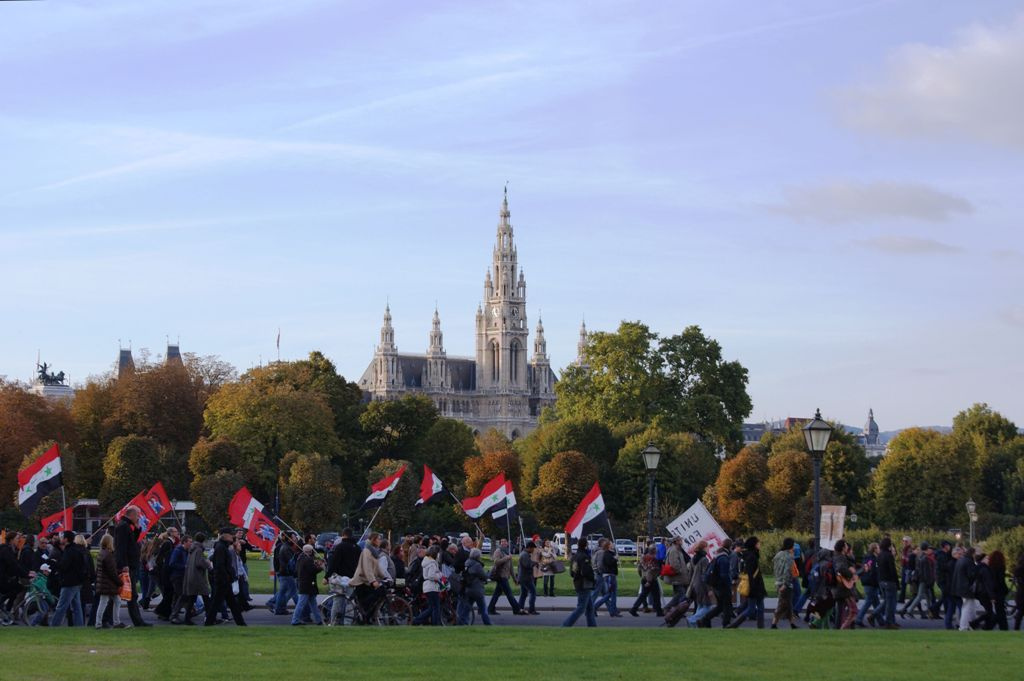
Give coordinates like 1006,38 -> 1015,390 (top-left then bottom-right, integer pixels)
349,532 -> 391,622
26,563 -> 56,625
0,532 -> 32,611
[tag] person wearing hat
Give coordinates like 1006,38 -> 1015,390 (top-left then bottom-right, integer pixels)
27,562 -> 54,626
291,544 -> 324,625
205,527 -> 246,626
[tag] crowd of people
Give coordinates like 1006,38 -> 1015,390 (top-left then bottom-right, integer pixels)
2,515 -> 1022,633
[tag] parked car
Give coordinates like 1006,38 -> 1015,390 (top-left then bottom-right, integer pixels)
614,538 -> 637,556
586,534 -> 604,553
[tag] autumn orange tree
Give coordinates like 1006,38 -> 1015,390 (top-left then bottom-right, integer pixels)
530,451 -> 598,527
706,445 -> 770,534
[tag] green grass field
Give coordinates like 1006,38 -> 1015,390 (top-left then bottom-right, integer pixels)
2,628 -> 1017,681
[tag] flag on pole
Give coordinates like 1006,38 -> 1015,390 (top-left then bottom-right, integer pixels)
247,507 -> 280,554
360,465 -> 407,510
491,479 -> 518,524
116,490 -> 159,540
17,443 -> 63,517
565,482 -> 607,540
416,465 -> 446,506
228,487 -> 264,528
39,507 -> 73,538
143,482 -> 173,520
461,472 -> 507,519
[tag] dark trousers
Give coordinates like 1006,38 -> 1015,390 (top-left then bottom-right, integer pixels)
701,585 -> 734,627
125,566 -> 146,626
488,577 -> 520,613
630,580 -> 663,615
412,591 -> 440,625
517,576 -> 537,613
205,583 -> 244,625
154,574 -> 175,617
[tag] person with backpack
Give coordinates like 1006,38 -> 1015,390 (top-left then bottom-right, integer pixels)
770,537 -> 800,629
697,539 -> 734,628
629,545 -> 663,618
562,537 -> 597,627
461,548 -> 491,625
271,533 -> 300,616
855,542 -> 880,627
726,536 -> 766,628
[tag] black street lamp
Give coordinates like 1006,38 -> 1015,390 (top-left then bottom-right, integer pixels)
642,442 -> 661,542
803,409 -> 833,553
966,499 -> 977,546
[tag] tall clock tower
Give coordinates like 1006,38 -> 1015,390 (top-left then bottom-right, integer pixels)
476,189 -> 529,392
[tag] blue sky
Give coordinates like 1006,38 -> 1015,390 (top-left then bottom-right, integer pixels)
1,1 -> 1021,430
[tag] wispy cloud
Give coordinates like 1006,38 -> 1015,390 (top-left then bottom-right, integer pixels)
838,12 -> 1024,150
769,180 -> 973,224
853,235 -> 964,255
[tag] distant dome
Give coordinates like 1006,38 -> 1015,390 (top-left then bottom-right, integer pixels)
864,408 -> 879,445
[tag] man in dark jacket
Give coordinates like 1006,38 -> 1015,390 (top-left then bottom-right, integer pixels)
205,527 -> 246,626
291,545 -> 323,625
153,527 -> 179,620
876,536 -> 899,629
592,540 -> 622,617
933,540 -> 955,627
699,539 -> 735,628
952,547 -> 977,631
271,533 -> 300,615
562,537 -> 597,627
516,540 -> 540,615
50,531 -> 86,626
114,506 -> 150,627
326,528 -> 361,625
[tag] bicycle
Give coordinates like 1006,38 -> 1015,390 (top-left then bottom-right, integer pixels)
18,591 -> 51,627
320,584 -> 411,626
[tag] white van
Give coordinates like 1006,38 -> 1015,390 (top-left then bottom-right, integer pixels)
553,532 -> 568,557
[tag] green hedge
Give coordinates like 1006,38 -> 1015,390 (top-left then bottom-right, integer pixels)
983,526 -> 1024,562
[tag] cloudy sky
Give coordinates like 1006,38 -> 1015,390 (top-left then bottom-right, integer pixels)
1,1 -> 1021,430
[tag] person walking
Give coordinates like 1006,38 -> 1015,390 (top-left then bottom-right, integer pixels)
685,541 -> 712,627
540,540 -> 557,597
982,550 -> 1008,630
153,528 -> 180,620
590,538 -> 607,611
969,552 -> 995,630
697,539 -> 734,628
412,545 -> 442,625
876,536 -> 900,629
205,527 -> 246,626
462,548 -> 491,625
1012,552 -> 1024,631
663,536 -> 691,610
933,540 -> 955,624
855,542 -> 880,627
770,537 -> 800,629
271,533 -> 300,615
171,532 -> 211,625
952,546 -> 978,631
291,545 -> 323,626
51,531 -> 87,627
899,536 -> 914,604
114,506 -> 151,627
901,542 -> 936,618
94,534 -> 129,630
325,528 -> 360,624
629,545 -> 664,617
164,535 -> 190,623
832,540 -> 859,629
592,539 -> 622,617
487,538 -> 522,615
516,540 -> 540,615
562,537 -> 597,627
726,536 -> 766,628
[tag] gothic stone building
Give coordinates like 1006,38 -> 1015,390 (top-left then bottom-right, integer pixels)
358,193 -> 566,439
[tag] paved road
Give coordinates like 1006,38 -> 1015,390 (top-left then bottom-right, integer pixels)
144,593 -> 949,629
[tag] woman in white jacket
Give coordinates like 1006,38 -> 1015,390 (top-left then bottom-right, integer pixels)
412,545 -> 442,625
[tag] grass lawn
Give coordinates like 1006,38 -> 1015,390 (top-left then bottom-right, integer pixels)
245,556 -> 782,598
3,628 -> 1017,681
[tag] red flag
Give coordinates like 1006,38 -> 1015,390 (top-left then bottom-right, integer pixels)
116,491 -> 159,541
359,465 -> 407,510
461,472 -> 507,519
565,482 -> 607,540
143,482 -> 173,520
228,487 -> 263,527
416,465 -> 445,506
246,508 -> 280,554
39,507 -> 73,538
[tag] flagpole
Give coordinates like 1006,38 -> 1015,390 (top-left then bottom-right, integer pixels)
606,517 -> 616,544
446,489 -> 484,537
358,506 -> 384,543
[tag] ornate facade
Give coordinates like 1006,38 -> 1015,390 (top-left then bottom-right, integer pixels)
358,192 -> 560,439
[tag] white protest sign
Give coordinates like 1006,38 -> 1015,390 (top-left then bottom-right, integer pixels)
665,499 -> 730,558
820,505 -> 846,551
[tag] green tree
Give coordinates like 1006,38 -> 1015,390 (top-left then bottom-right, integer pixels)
188,437 -> 246,479
413,418 -> 478,487
869,428 -> 974,527
112,362 -> 204,463
99,435 -> 164,512
530,451 -> 599,528
70,379 -> 117,498
359,394 -> 439,461
190,469 -> 246,530
204,379 -> 340,498
765,449 -> 812,529
610,426 -> 720,526
518,419 -> 620,496
280,452 -> 346,532
260,351 -> 364,443
952,403 -> 1018,447
362,458 -> 417,534
555,322 -> 751,450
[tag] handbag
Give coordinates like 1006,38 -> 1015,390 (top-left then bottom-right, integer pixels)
119,572 -> 133,601
231,579 -> 240,596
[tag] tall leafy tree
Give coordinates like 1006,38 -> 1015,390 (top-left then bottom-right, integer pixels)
530,451 -> 598,528
0,381 -> 76,508
191,469 -> 247,530
361,458 -> 417,534
359,394 -> 439,462
518,419 -> 621,496
413,418 -> 478,487
99,435 -> 164,512
280,452 -> 346,532
705,445 -> 770,534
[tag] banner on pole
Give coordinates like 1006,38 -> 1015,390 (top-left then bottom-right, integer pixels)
665,499 -> 730,558
820,505 -> 846,551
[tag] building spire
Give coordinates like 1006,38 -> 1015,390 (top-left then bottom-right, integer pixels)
533,313 -> 548,361
428,307 -> 445,355
576,319 -> 589,367
379,303 -> 397,352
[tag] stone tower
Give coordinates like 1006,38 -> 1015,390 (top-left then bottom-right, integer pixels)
371,304 -> 404,394
864,408 -> 880,446
476,188 -> 529,392
424,308 -> 449,390
530,315 -> 554,399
